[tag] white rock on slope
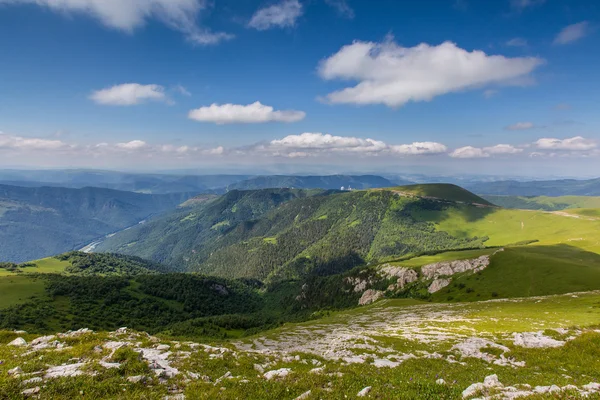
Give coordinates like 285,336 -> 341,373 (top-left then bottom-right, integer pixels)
513,332 -> 565,348
263,368 -> 291,380
8,337 -> 27,347
358,289 -> 384,305
428,278 -> 451,293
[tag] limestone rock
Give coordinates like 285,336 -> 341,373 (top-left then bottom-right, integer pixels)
359,289 -> 384,305
8,337 -> 27,347
421,256 -> 491,280
428,278 -> 451,293
357,386 -> 372,397
263,368 -> 291,380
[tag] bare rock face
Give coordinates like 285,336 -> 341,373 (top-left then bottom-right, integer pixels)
359,289 -> 384,305
8,337 -> 27,347
379,265 -> 418,291
422,256 -> 490,280
428,278 -> 451,293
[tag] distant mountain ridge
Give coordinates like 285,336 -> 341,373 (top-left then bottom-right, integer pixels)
226,175 -> 399,191
0,184 -> 196,262
466,178 -> 600,196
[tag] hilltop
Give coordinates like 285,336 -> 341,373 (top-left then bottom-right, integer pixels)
97,185 -> 492,280
96,183 -> 600,284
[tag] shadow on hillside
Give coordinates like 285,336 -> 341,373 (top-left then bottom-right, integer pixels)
409,198 -> 497,224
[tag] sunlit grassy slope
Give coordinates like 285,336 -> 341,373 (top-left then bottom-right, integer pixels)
412,204 -> 600,254
431,245 -> 600,301
483,195 -> 600,211
0,276 -> 47,308
387,183 -> 494,205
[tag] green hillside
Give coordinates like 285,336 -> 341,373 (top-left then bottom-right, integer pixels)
389,183 -> 494,205
482,195 -> 600,211
99,184 -> 600,283
0,184 -> 197,262
99,187 -> 492,281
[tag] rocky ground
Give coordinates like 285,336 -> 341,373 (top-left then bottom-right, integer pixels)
1,291 -> 600,399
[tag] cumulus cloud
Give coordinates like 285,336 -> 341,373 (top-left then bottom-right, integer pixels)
116,140 -> 149,150
535,136 -> 596,151
0,133 -> 70,151
449,146 -> 490,159
484,144 -> 523,154
554,21 -> 591,45
389,142 -> 448,155
0,0 -> 233,45
318,39 -> 544,107
450,144 -> 523,158
505,121 -> 535,130
324,0 -> 354,18
257,133 -> 447,158
90,84 -> 167,106
248,0 -> 303,30
188,102 -> 306,124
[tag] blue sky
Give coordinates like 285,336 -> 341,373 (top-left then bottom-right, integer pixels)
0,0 -> 598,176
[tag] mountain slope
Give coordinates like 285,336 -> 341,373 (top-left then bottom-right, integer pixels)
0,184 -> 196,262
481,195 -> 600,211
99,184 -> 600,284
98,185 -> 494,281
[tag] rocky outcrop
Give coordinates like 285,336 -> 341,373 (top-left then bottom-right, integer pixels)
359,289 -> 384,305
379,265 -> 418,291
428,278 -> 451,293
421,256 -> 490,280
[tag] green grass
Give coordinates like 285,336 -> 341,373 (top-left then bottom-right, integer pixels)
263,237 -> 277,244
413,205 -> 600,254
432,245 -> 600,302
389,248 -> 497,268
484,195 -> 600,211
385,184 -> 493,205
0,275 -> 47,307
0,257 -> 69,277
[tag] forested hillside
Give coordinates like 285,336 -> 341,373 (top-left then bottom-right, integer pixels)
0,185 -> 196,262
98,185 -> 491,281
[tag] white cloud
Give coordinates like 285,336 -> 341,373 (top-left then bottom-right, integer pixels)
188,101 -> 306,124
259,133 -> 447,158
0,133 -> 70,151
510,0 -> 545,11
324,0 -> 354,18
0,0 -> 233,45
248,0 -> 303,30
389,142 -> 448,155
450,143 -> 524,158
449,146 -> 490,159
484,144 -> 523,154
506,37 -> 528,47
505,121 -> 535,130
116,140 -> 149,150
90,83 -> 167,106
535,136 -> 596,151
554,21 -> 591,45
318,39 -> 544,107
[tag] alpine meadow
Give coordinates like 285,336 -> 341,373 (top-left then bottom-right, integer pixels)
1,1 -> 600,399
